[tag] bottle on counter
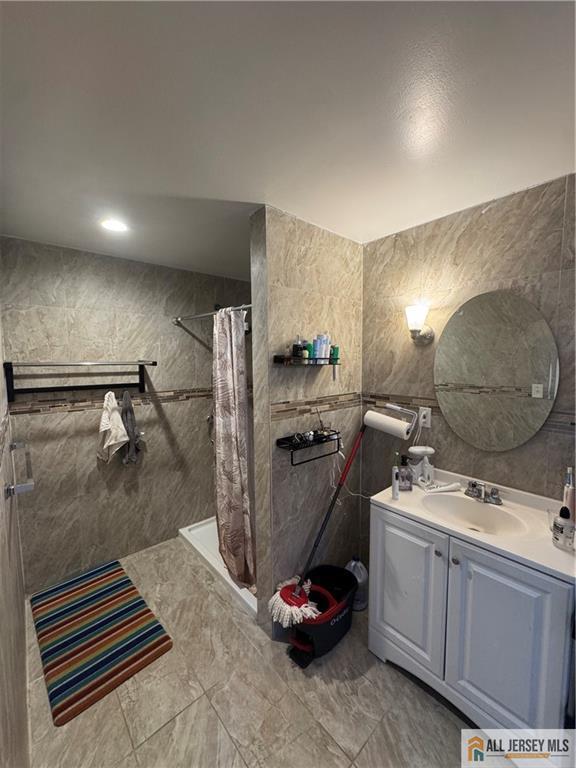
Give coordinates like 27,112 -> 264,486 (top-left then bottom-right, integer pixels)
392,452 -> 400,500
563,467 -> 575,523
552,506 -> 575,552
399,455 -> 413,491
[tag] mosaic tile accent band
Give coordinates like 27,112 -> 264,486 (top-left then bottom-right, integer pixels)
9,388 -> 213,416
362,392 -> 575,436
435,383 -> 534,397
270,392 -> 361,421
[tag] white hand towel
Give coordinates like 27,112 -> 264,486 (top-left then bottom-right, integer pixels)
97,391 -> 129,462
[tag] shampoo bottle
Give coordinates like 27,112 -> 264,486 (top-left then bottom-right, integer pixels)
312,337 -> 320,362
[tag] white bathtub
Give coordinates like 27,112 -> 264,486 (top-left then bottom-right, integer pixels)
178,517 -> 257,617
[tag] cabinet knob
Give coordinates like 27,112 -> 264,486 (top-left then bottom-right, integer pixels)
434,550 -> 442,557
451,557 -> 460,565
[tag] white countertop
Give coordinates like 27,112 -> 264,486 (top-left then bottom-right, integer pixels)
371,469 -> 576,584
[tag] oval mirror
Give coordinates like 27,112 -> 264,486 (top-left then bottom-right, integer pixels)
434,290 -> 559,452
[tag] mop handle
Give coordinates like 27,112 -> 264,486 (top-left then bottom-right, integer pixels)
295,423 -> 367,592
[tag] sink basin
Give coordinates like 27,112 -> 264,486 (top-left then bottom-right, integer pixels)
421,493 -> 529,536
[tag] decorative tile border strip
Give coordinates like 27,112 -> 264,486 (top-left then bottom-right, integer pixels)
271,392 -> 361,421
363,393 -> 575,436
0,406 -> 9,460
9,388 -> 214,416
436,383 -> 532,397
543,409 -> 576,435
363,392 -> 438,411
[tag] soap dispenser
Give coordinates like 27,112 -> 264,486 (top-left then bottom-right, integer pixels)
408,446 -> 435,487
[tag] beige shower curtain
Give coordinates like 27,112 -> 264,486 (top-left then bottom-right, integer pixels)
212,308 -> 256,589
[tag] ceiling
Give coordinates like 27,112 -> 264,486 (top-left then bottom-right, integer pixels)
1,1 -> 574,280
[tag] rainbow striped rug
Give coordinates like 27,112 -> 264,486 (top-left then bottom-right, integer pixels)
30,560 -> 173,726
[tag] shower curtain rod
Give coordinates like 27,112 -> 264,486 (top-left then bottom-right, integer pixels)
172,304 -> 252,325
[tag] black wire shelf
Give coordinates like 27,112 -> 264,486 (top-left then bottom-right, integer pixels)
273,355 -> 340,366
276,429 -> 341,466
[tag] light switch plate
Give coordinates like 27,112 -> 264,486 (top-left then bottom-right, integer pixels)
531,383 -> 544,398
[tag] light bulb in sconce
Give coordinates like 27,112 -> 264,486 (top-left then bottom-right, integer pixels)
405,303 -> 434,346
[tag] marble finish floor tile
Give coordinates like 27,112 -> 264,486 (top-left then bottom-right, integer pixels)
116,643 -> 204,747
354,692 -> 466,768
278,653 -> 386,760
115,754 -> 139,768
208,676 -> 312,768
28,678 -> 132,768
134,695 -> 246,768
265,724 -> 350,768
26,537 -> 468,768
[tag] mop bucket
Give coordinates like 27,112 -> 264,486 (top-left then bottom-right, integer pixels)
288,565 -> 358,667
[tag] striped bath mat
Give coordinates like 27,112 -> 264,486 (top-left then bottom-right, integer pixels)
30,560 -> 173,726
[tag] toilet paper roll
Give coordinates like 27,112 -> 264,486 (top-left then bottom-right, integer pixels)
364,410 -> 412,439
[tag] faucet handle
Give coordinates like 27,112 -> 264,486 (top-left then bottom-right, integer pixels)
489,486 -> 503,504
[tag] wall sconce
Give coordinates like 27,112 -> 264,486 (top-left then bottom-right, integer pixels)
405,303 -> 434,346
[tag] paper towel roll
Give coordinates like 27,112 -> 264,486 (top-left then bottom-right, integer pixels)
364,409 -> 412,439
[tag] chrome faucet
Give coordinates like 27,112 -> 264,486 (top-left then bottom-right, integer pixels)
465,480 -> 503,505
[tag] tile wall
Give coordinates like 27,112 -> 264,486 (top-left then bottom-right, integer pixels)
251,207 -> 364,616
0,237 -> 250,592
0,236 -> 29,767
361,175 -> 575,560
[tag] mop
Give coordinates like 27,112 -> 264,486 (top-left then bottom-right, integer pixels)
268,405 -> 417,628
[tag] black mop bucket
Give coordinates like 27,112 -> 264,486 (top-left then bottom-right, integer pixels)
288,565 -> 358,668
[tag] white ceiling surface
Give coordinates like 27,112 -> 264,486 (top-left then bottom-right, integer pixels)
1,2 -> 574,279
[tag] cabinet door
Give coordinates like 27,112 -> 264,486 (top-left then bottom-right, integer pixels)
369,506 -> 449,677
445,539 -> 574,728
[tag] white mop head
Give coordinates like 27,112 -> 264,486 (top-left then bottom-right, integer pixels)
268,577 -> 321,628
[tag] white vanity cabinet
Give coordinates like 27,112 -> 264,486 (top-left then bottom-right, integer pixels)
369,508 -> 448,677
369,504 -> 575,729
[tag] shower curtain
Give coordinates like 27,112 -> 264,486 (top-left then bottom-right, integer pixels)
212,308 -> 256,589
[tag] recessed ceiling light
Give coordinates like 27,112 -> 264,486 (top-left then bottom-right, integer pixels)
100,218 -> 129,233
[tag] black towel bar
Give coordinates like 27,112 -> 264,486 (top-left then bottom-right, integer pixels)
3,361 -> 158,402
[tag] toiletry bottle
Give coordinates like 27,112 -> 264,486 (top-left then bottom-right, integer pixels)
320,332 -> 329,363
399,455 -> 413,491
292,335 -> 303,358
312,336 -> 320,363
317,333 -> 325,363
392,454 -> 400,500
330,344 -> 339,364
306,341 -> 314,365
563,467 -> 575,523
552,506 -> 575,551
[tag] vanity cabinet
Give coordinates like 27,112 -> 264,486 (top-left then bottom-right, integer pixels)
369,506 -> 574,729
369,509 -> 448,677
